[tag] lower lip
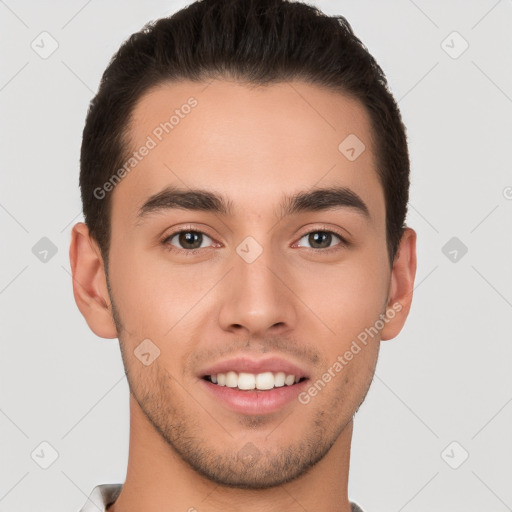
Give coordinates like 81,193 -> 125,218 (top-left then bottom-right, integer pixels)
200,378 -> 310,415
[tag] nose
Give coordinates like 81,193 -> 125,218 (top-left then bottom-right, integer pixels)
217,241 -> 298,338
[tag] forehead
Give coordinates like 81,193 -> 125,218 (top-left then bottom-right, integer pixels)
112,79 -> 384,225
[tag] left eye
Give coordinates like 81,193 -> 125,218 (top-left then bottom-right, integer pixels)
296,230 -> 345,250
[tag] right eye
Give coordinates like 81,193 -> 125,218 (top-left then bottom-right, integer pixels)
162,229 -> 216,252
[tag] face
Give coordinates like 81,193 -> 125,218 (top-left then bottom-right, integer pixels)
89,79 -> 407,488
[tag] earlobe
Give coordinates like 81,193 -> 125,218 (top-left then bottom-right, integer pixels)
381,227 -> 417,341
69,222 -> 118,339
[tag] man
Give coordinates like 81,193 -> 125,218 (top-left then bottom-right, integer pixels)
70,0 -> 416,510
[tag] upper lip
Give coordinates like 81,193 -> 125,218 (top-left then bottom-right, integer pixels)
198,355 -> 310,379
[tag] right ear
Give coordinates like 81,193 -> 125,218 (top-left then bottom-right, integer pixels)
69,222 -> 118,339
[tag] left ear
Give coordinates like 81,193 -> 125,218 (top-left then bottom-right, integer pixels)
381,227 -> 417,341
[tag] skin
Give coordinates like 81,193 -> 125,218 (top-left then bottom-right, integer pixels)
69,79 -> 416,512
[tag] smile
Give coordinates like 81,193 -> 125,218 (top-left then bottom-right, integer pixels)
204,371 -> 307,391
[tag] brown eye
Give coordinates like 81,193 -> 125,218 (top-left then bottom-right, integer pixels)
296,230 -> 347,251
164,230 -> 213,251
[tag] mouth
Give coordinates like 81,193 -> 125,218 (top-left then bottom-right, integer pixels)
202,371 -> 309,391
198,356 -> 311,415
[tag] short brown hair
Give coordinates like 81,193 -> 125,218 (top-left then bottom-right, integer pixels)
80,0 -> 410,267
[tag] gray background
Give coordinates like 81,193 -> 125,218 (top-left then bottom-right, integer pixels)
1,1 -> 511,511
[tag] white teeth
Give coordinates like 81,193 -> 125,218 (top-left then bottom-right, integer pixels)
208,371 -> 302,390
255,372 -> 274,390
238,372 -> 255,390
225,371 -> 238,388
274,372 -> 285,387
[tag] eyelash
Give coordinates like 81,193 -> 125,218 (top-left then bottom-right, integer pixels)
161,225 -> 349,256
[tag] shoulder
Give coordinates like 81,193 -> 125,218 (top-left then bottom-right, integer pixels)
78,483 -> 123,512
350,501 -> 366,512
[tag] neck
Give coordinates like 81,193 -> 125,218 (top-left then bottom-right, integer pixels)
109,394 -> 354,512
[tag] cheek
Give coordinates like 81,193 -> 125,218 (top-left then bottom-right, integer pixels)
292,254 -> 387,401
110,228 -> 389,343
108,245 -> 163,336
294,254 -> 389,339
109,245 -> 216,338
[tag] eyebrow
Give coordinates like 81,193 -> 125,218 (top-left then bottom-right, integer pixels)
136,185 -> 370,222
